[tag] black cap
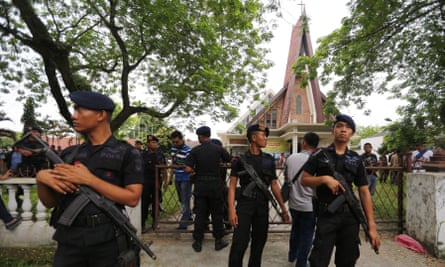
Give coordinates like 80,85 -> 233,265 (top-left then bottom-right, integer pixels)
333,114 -> 356,132
196,126 -> 211,137
147,135 -> 159,142
247,124 -> 269,137
27,125 -> 43,133
69,91 -> 115,112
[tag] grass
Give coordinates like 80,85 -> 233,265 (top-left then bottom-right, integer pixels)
0,247 -> 55,267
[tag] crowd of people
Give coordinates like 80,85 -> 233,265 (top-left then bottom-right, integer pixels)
0,89 -> 436,267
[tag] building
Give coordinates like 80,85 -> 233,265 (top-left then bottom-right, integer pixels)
218,10 -> 332,157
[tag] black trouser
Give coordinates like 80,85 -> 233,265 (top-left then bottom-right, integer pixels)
228,198 -> 269,267
309,211 -> 360,267
141,181 -> 155,227
193,178 -> 225,241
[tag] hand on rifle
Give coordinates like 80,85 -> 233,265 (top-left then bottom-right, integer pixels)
324,175 -> 345,195
36,169 -> 79,195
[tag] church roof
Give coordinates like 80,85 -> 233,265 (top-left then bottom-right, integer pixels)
249,11 -> 326,127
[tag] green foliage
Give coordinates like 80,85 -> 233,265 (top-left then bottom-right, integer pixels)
383,118 -> 434,152
350,125 -> 383,148
20,97 -> 39,133
0,247 -> 54,267
0,0 -> 279,131
295,0 -> 445,140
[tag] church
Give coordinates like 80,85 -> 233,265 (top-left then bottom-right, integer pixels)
218,10 -> 333,158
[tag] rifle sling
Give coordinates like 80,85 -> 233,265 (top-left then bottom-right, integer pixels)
238,155 -> 270,197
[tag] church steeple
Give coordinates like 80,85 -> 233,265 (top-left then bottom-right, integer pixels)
280,9 -> 325,125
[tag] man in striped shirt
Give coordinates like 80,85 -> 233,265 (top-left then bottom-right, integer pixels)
170,130 -> 193,229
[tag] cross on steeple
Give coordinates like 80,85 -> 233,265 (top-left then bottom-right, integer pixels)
298,0 -> 306,16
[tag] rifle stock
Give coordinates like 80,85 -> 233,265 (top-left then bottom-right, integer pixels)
28,132 -> 157,260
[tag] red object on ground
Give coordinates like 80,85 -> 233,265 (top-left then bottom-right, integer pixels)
395,234 -> 426,254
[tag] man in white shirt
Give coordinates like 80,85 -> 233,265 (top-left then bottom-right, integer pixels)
285,132 -> 319,267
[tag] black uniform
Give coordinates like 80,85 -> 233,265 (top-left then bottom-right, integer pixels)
51,136 -> 143,267
304,144 -> 367,267
141,149 -> 165,228
228,150 -> 276,267
185,140 -> 231,242
15,137 -> 49,176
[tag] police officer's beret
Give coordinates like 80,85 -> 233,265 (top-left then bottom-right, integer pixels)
333,114 -> 356,132
147,135 -> 159,142
247,124 -> 269,137
196,126 -> 211,137
69,91 -> 115,112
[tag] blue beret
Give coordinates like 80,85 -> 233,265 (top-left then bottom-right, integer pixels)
247,124 -> 269,137
69,91 -> 115,112
147,135 -> 159,142
333,114 -> 356,132
196,126 -> 211,137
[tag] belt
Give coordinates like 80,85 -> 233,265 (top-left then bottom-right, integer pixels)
71,213 -> 112,227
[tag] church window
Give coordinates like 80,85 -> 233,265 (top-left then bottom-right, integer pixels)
266,109 -> 277,129
296,95 -> 302,115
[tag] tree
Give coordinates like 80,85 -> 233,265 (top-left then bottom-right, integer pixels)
0,0 -> 278,132
20,97 -> 40,133
293,0 -> 444,138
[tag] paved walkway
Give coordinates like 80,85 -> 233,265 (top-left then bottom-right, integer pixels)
139,230 -> 445,267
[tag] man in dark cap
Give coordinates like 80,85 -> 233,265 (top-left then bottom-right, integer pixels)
141,134 -> 167,232
185,126 -> 232,252
36,90 -> 144,266
228,124 -> 290,266
15,125 -> 49,176
301,114 -> 380,267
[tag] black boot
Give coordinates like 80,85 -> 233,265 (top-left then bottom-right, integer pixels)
215,238 -> 229,251
192,240 -> 202,252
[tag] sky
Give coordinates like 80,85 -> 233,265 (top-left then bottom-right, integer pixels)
0,0 -> 404,136
205,0 -> 405,137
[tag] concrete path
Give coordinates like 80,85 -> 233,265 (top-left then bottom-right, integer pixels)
139,231 -> 445,267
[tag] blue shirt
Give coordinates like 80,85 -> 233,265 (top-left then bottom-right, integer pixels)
171,144 -> 192,181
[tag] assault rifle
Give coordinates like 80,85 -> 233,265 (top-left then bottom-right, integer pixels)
237,155 -> 284,219
318,149 -> 379,254
21,132 -> 157,260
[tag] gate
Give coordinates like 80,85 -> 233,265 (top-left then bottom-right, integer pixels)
149,159 -> 408,234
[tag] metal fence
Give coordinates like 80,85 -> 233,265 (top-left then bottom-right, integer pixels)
150,158 -> 409,234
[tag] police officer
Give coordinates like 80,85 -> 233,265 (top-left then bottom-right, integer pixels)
36,91 -> 144,267
16,125 -> 49,176
228,124 -> 290,267
301,114 -> 381,267
141,134 -> 167,233
184,126 -> 231,252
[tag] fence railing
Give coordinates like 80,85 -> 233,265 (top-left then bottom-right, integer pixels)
0,177 -> 142,247
0,161 -> 408,246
